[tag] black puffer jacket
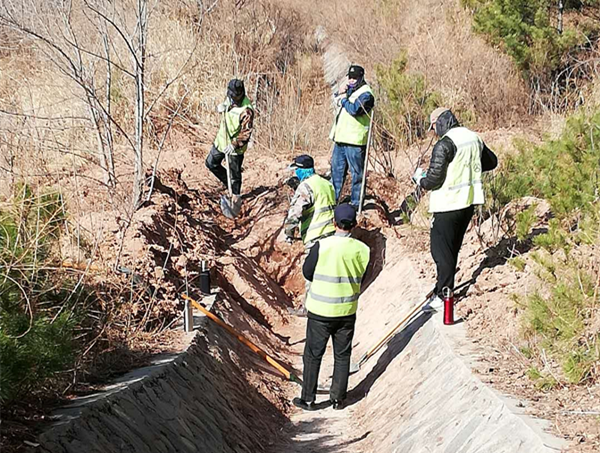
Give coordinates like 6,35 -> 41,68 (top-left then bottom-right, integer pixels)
420,110 -> 498,191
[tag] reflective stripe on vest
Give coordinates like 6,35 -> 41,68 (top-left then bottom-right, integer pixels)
306,235 -> 370,317
300,175 -> 336,244
214,97 -> 254,154
429,127 -> 485,213
329,84 -> 373,146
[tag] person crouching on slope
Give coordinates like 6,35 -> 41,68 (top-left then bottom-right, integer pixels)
282,154 -> 336,317
412,108 -> 498,311
293,204 -> 370,411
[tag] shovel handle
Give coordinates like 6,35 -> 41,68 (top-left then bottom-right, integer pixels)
225,152 -> 233,197
182,294 -> 301,384
358,289 -> 434,367
358,109 -> 375,215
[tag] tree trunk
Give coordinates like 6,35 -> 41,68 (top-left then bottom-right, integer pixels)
132,0 -> 147,210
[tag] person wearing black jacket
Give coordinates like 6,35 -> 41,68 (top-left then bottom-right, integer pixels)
412,108 -> 498,311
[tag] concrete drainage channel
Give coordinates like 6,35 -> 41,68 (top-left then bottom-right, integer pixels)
30,294 -> 290,453
30,252 -> 565,452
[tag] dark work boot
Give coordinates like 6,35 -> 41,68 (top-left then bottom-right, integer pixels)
292,397 -> 317,411
331,399 -> 344,410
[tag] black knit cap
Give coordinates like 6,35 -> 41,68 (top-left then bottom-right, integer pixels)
227,79 -> 245,101
347,65 -> 365,79
334,203 -> 357,228
289,154 -> 314,169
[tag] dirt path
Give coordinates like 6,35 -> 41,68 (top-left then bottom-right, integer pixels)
268,317 -> 371,453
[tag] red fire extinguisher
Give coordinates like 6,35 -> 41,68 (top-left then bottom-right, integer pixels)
442,287 -> 454,325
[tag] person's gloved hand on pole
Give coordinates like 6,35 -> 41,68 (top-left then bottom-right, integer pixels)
412,167 -> 426,186
216,102 -> 227,113
223,143 -> 235,156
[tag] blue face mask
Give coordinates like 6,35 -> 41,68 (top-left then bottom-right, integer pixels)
348,81 -> 357,88
295,168 -> 315,181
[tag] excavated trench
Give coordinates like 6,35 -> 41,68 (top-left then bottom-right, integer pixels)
30,30 -> 565,453
30,163 -> 564,453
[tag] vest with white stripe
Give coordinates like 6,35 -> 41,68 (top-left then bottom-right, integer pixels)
214,97 -> 254,154
301,175 -> 336,245
306,235 -> 370,318
429,127 -> 485,213
329,84 -> 373,146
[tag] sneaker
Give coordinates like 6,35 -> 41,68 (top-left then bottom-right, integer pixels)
422,295 -> 444,312
292,397 -> 318,411
287,307 -> 307,317
331,399 -> 344,410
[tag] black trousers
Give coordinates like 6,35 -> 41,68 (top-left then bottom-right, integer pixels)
430,205 -> 475,296
302,315 -> 355,403
205,145 -> 244,195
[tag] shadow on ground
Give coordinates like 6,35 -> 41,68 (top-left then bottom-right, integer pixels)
346,312 -> 431,407
270,418 -> 371,453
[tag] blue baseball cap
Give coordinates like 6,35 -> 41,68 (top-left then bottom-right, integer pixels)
334,203 -> 357,227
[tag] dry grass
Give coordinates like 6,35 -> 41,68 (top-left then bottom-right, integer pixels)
0,0 -> 331,210
288,0 -> 528,129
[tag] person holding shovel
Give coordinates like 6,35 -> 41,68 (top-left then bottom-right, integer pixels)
206,79 -> 254,212
282,154 -> 336,317
329,65 -> 375,208
293,204 -> 370,411
412,107 -> 497,311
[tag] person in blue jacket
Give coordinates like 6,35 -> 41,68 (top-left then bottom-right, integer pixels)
329,65 -> 375,208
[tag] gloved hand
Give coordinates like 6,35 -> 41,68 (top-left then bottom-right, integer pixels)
335,95 -> 345,107
223,144 -> 235,156
216,102 -> 227,113
412,167 -> 427,186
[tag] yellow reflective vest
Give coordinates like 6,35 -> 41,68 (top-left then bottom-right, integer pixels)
429,127 -> 485,213
301,175 -> 336,244
306,234 -> 370,317
214,97 -> 254,154
329,84 -> 373,146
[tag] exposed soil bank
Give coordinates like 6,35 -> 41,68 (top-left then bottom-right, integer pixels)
30,295 -> 291,453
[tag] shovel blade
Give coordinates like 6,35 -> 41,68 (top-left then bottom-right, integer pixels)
349,362 -> 360,374
220,194 -> 242,219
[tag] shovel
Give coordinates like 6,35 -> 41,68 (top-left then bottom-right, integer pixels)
349,289 -> 433,373
220,152 -> 242,218
219,111 -> 242,218
350,279 -> 474,373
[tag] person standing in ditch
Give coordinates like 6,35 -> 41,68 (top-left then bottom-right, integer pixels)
329,65 -> 375,208
206,79 -> 254,203
293,204 -> 370,411
412,107 -> 497,311
282,154 -> 336,317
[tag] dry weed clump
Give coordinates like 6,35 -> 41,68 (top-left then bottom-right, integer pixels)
294,0 -> 528,129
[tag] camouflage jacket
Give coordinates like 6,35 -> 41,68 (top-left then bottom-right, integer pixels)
284,181 -> 314,238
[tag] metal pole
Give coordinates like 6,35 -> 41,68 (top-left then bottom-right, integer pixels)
184,297 -> 194,333
358,109 -> 374,215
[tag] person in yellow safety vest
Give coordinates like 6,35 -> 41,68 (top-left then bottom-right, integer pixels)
282,154 -> 336,317
329,65 -> 375,208
206,79 -> 254,199
292,204 -> 370,411
412,108 -> 498,311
